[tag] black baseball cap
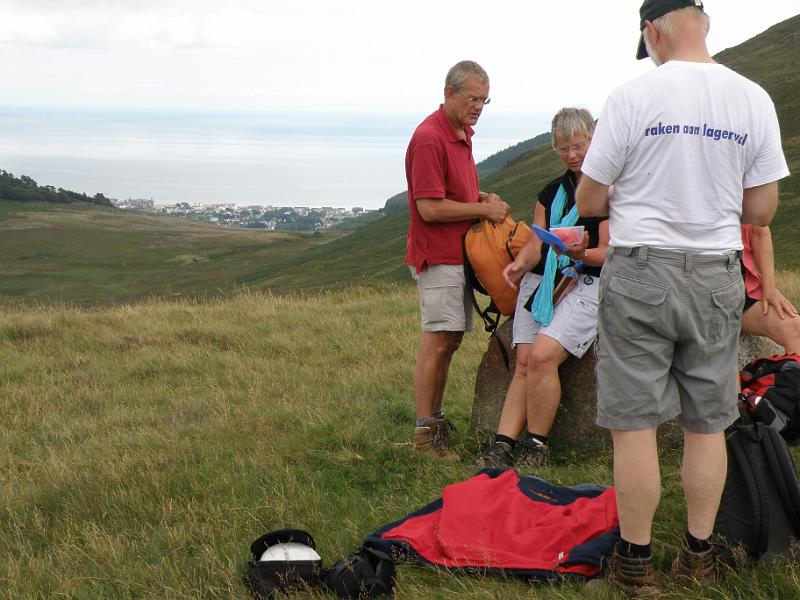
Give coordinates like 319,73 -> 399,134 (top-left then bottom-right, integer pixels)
637,0 -> 704,59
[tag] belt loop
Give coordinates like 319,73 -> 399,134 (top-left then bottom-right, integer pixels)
684,252 -> 693,274
729,251 -> 741,271
636,246 -> 648,268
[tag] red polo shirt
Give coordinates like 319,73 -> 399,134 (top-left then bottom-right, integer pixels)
405,106 -> 480,273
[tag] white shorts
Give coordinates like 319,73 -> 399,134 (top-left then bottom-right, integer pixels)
410,265 -> 474,332
512,271 -> 599,359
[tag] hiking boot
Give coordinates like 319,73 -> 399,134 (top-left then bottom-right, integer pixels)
414,420 -> 459,462
670,537 -> 717,584
479,437 -> 514,468
434,417 -> 456,447
515,437 -> 549,470
589,546 -> 662,598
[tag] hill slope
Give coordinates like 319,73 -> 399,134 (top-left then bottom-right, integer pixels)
714,14 -> 800,261
0,201 -> 335,304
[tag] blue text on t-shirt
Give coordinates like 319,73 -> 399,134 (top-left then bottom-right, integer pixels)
644,121 -> 748,145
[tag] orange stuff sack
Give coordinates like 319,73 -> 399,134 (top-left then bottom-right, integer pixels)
464,216 -> 533,322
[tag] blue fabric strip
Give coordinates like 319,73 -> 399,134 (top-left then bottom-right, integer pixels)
530,184 -> 579,325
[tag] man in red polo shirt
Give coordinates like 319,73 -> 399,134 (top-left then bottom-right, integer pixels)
405,60 -> 508,460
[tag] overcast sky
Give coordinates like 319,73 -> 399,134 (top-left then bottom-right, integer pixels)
2,0 -> 798,121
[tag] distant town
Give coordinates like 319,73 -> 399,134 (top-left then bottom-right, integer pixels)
111,198 -> 376,231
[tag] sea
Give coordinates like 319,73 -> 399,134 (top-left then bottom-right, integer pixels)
0,108 -> 544,211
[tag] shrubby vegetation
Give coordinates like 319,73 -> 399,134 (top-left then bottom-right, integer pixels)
0,170 -> 113,206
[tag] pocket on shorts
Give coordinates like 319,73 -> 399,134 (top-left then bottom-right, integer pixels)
707,280 -> 744,347
421,284 -> 461,327
602,273 -> 668,338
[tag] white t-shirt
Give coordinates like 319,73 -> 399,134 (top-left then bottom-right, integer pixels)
582,61 -> 790,252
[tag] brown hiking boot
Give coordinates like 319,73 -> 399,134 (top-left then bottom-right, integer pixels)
589,546 -> 662,598
670,537 -> 717,584
434,417 -> 455,447
413,419 -> 459,462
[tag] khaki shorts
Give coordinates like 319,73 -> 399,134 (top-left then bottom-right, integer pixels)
513,271 -> 599,359
595,247 -> 743,434
410,265 -> 473,332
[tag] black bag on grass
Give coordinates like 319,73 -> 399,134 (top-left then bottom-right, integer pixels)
244,529 -> 324,598
244,528 -> 395,599
714,423 -> 800,565
324,546 -> 396,599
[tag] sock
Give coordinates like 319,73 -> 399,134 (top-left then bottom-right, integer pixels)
685,530 -> 711,553
432,410 -> 444,420
525,432 -> 549,446
416,417 -> 435,427
494,434 -> 516,450
616,539 -> 652,560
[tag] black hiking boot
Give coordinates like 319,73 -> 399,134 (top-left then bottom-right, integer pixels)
515,436 -> 549,470
479,437 -> 514,468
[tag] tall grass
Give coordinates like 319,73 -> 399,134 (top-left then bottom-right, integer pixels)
1,282 -> 800,598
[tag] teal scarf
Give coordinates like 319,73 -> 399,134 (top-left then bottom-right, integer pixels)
530,184 -> 578,325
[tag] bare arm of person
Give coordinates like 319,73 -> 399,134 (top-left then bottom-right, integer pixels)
502,202 -> 545,289
749,225 -> 798,318
741,181 -> 779,226
571,219 -> 610,267
417,193 -> 508,223
575,175 -> 610,217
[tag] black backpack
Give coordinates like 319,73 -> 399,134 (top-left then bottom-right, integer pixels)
713,422 -> 800,565
740,353 -> 800,443
324,546 -> 395,599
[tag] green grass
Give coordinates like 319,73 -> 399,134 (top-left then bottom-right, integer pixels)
0,202 -> 337,305
2,284 -> 800,598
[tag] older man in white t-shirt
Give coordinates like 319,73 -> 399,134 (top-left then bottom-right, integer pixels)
577,0 -> 789,594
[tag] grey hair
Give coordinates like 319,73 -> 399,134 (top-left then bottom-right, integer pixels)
652,6 -> 710,37
551,108 -> 595,148
445,60 -> 489,91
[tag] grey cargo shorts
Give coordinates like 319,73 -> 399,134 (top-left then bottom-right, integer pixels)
595,246 -> 744,434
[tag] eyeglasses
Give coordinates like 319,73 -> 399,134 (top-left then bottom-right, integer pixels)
459,91 -> 491,105
555,141 -> 588,156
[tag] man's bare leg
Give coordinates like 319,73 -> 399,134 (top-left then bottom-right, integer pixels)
682,429 -> 727,539
611,428 -> 661,545
413,330 -> 463,419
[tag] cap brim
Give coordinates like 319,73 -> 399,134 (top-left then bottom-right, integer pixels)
636,33 -> 648,60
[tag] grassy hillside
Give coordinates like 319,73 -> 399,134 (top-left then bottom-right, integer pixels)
0,202 -> 335,305
715,14 -> 800,267
3,285 -> 800,598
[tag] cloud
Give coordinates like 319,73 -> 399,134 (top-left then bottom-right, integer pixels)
1,0 -> 798,113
